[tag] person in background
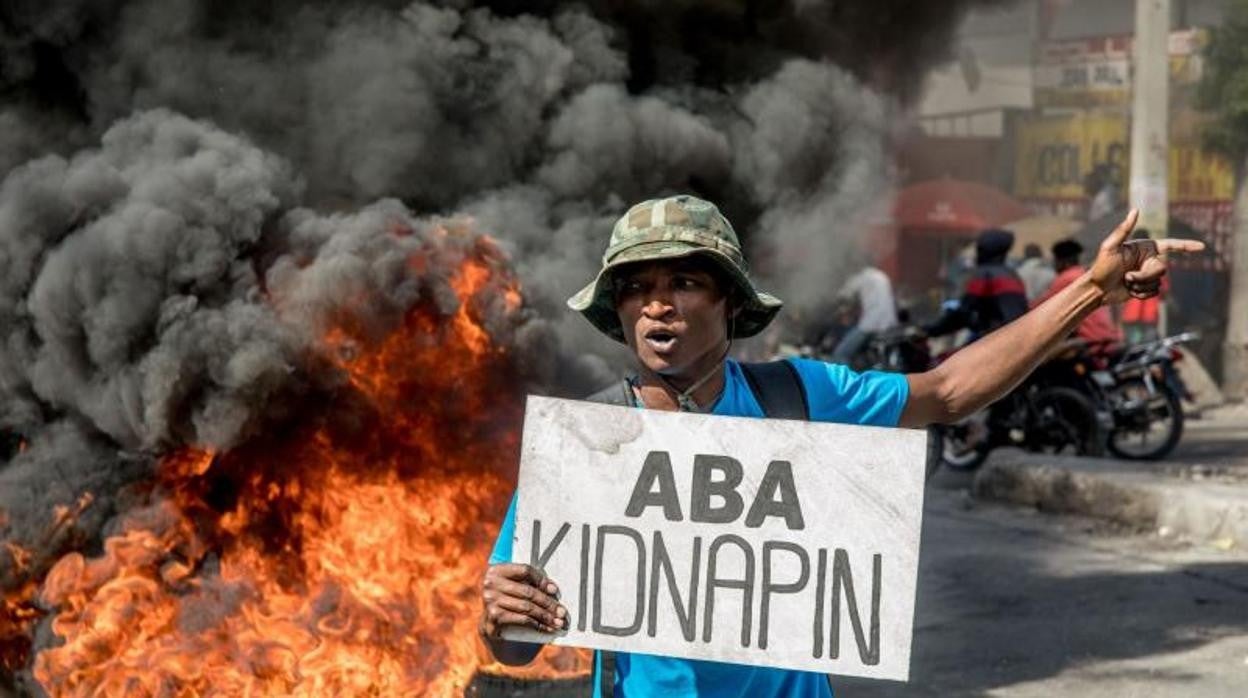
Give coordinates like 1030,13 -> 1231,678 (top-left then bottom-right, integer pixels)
830,263 -> 898,364
924,228 -> 1029,342
1035,238 -> 1122,354
1085,163 -> 1119,223
1120,229 -> 1165,345
1017,242 -> 1056,301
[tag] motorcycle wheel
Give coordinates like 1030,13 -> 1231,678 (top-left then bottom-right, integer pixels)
939,421 -> 990,471
1030,386 -> 1104,457
1106,380 -> 1184,460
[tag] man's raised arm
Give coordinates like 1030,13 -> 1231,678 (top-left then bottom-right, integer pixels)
899,210 -> 1205,428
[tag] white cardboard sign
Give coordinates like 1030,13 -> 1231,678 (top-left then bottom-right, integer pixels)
502,396 -> 927,681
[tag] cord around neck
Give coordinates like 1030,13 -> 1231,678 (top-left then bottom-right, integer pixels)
643,336 -> 732,412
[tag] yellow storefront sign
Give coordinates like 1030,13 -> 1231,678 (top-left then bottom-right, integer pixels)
1015,114 -> 1128,200
1015,113 -> 1233,203
1170,145 -> 1233,202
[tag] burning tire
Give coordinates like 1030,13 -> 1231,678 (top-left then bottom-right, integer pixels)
467,671 -> 594,698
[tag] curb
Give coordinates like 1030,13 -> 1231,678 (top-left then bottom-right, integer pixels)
971,454 -> 1248,549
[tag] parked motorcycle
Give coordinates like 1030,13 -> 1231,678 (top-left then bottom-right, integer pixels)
787,318 -> 1111,478
809,307 -> 1195,475
842,323 -> 1102,477
941,331 -> 1197,469
1098,332 -> 1196,460
937,376 -> 1105,472
1038,332 -> 1195,461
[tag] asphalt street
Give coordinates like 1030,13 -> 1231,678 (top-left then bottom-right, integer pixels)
1165,405 -> 1248,479
832,486 -> 1248,698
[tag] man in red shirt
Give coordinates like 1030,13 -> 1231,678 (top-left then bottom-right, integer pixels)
1122,279 -> 1165,344
1035,238 -> 1122,353
1120,230 -> 1166,345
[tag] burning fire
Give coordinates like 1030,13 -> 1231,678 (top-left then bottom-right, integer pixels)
4,229 -> 588,695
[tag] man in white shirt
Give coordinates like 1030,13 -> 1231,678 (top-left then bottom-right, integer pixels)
1086,164 -> 1119,223
830,265 -> 898,364
1017,243 -> 1056,301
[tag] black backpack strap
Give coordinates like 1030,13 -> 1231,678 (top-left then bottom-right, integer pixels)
598,650 -> 616,697
584,379 -> 634,407
739,360 -> 810,421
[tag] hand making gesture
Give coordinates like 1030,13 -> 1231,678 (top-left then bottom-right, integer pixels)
1088,209 -> 1206,304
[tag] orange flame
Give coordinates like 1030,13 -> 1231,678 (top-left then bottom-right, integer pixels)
2,490 -> 97,682
1,578 -> 40,678
2,520 -> 38,676
26,231 -> 588,695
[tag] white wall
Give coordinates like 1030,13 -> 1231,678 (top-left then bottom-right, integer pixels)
916,1 -> 1036,136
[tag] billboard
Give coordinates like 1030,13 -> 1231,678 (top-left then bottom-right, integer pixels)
1034,29 -> 1208,109
1014,114 -> 1232,205
1014,113 -> 1128,201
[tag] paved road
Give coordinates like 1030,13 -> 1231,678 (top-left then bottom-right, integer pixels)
833,488 -> 1248,697
1166,405 -> 1248,478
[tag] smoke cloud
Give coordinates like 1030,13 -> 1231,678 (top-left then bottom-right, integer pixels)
0,113 -> 301,612
736,60 -> 897,310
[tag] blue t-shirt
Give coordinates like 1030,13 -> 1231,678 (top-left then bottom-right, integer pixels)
488,358 -> 911,698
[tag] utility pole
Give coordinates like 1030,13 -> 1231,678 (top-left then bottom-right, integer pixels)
1228,162 -> 1248,402
1129,0 -> 1171,333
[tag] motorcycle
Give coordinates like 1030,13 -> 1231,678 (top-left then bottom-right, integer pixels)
803,304 -> 1194,475
841,322 -> 1102,477
1097,332 -> 1196,460
933,331 -> 1107,472
937,374 -> 1106,472
789,316 -> 1105,478
1038,332 -> 1195,461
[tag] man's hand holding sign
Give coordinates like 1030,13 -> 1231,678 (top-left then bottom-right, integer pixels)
479,198 -> 1204,698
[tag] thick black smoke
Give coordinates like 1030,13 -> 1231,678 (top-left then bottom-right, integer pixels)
1,1 -> 1009,689
1,1 -> 1005,201
0,0 -> 1009,319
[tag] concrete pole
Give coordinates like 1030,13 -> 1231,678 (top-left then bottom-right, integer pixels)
1129,0 -> 1171,333
1225,161 -> 1248,402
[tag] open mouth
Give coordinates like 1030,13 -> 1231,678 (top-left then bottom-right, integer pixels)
643,328 -> 678,353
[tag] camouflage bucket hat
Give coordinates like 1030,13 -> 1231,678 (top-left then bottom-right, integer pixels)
567,195 -> 783,343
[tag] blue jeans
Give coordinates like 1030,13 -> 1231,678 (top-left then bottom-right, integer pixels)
831,326 -> 870,364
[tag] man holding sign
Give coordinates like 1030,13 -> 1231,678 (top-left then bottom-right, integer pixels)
479,195 -> 1202,697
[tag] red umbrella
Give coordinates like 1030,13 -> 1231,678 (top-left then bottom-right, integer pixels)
894,179 -> 1031,235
